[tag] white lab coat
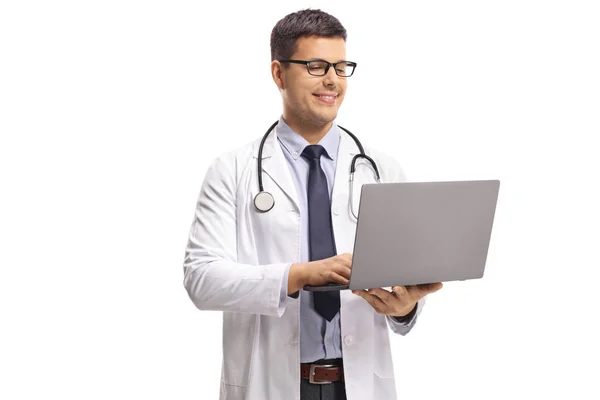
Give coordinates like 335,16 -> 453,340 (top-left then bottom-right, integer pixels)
183,127 -> 426,400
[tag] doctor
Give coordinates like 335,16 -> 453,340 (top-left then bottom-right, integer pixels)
183,9 -> 442,400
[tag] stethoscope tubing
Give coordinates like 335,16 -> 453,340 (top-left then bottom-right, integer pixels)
254,120 -> 380,217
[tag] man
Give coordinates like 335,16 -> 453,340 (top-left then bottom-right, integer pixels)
183,9 -> 442,400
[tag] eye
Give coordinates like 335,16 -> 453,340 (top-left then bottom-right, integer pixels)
338,62 -> 356,76
308,61 -> 327,71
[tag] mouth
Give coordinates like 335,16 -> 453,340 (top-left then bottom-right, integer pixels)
313,93 -> 338,105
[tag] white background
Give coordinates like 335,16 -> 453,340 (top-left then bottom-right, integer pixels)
1,0 -> 599,399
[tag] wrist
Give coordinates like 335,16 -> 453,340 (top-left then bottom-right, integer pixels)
288,263 -> 308,293
392,302 -> 418,321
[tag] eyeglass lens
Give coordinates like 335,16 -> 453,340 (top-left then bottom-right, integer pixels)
308,61 -> 355,76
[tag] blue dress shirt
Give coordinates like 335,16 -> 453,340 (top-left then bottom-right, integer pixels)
275,117 -> 413,363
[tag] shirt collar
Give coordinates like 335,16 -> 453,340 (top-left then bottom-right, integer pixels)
276,116 -> 340,161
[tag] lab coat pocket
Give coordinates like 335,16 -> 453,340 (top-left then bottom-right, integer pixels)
220,382 -> 247,398
373,316 -> 395,379
373,359 -> 394,379
373,373 -> 397,399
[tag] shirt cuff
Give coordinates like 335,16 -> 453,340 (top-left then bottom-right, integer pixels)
389,303 -> 418,325
279,264 -> 298,315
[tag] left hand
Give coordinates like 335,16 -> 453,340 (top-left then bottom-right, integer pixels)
352,283 -> 443,317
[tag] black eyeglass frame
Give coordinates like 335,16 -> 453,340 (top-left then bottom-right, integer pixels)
278,59 -> 357,77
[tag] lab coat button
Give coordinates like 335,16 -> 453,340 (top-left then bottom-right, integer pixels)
344,335 -> 354,346
333,206 -> 340,215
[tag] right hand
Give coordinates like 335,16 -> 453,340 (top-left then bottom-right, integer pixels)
302,253 -> 353,287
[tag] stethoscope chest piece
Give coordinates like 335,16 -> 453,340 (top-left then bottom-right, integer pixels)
254,191 -> 275,213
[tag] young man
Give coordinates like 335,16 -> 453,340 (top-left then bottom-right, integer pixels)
183,9 -> 442,400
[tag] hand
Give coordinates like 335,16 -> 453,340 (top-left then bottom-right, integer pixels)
288,254 -> 352,295
352,283 -> 443,317
295,253 -> 352,287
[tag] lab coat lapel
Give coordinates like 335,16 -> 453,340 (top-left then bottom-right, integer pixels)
253,129 -> 300,212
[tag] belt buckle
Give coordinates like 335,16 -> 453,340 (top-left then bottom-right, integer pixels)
309,364 -> 335,384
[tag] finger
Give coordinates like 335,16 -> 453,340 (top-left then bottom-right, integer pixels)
408,282 -> 443,299
351,289 -> 370,301
366,293 -> 388,313
328,270 -> 349,285
366,288 -> 395,303
386,286 -> 419,311
333,264 -> 352,280
338,253 -> 353,268
354,290 -> 388,313
417,282 -> 443,293
391,286 -> 408,297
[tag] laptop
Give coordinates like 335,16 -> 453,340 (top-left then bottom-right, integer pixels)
304,180 -> 500,291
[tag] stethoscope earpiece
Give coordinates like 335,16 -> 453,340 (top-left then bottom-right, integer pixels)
254,191 -> 275,213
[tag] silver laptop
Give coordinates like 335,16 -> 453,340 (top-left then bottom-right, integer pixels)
304,180 -> 500,291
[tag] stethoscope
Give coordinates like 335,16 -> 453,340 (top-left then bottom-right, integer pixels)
254,120 -> 381,220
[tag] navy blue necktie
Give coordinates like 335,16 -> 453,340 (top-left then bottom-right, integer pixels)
301,145 -> 340,322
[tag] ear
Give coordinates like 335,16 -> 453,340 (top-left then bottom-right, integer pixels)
271,60 -> 285,91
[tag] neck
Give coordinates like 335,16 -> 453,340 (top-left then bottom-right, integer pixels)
282,114 -> 332,145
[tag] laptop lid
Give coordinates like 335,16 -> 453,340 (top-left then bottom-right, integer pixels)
347,180 -> 500,290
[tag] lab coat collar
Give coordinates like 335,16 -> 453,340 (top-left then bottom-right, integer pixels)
338,124 -> 361,157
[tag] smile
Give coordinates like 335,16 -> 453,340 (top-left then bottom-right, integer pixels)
313,94 -> 338,104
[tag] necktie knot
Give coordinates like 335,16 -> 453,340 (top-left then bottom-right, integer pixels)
301,144 -> 326,161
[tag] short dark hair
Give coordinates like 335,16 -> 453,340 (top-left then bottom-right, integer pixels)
270,9 -> 347,62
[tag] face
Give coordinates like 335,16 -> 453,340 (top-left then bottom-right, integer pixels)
272,36 -> 348,131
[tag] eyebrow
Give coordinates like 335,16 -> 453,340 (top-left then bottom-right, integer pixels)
307,58 -> 347,63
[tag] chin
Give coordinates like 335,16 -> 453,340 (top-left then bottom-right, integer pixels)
312,109 -> 338,123
322,112 -> 338,123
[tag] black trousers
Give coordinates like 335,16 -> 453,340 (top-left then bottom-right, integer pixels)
300,359 -> 347,400
300,380 -> 346,400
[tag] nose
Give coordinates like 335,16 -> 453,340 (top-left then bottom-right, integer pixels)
322,65 -> 340,87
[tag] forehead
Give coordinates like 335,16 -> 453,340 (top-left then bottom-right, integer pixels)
292,36 -> 346,61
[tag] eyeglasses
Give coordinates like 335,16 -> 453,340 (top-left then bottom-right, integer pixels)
278,59 -> 357,77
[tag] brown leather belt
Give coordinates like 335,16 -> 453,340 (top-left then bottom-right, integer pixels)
301,363 -> 344,384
